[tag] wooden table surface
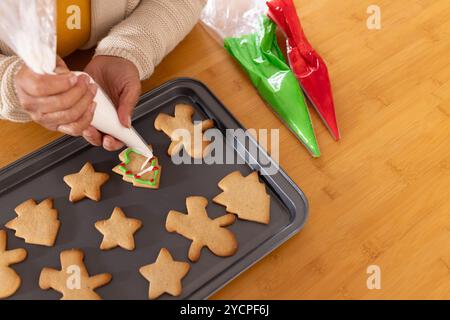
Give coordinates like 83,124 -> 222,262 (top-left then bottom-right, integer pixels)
1,0 -> 449,299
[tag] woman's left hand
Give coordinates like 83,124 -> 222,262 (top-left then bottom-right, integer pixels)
83,55 -> 141,151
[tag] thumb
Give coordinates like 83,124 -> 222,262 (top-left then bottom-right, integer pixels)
117,83 -> 141,128
54,56 -> 70,75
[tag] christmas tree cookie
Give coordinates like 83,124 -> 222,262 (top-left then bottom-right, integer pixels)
113,148 -> 161,189
5,198 -> 61,247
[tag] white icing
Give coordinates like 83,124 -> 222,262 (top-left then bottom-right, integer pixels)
138,164 -> 155,177
138,156 -> 154,176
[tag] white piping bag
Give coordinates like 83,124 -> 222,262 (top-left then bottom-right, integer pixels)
0,0 -> 153,158
75,72 -> 153,158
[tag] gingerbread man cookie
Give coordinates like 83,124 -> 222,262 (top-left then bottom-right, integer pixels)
166,196 -> 238,262
39,249 -> 112,300
154,104 -> 214,159
0,230 -> 27,299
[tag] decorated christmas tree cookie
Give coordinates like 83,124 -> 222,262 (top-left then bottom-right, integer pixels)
113,148 -> 162,189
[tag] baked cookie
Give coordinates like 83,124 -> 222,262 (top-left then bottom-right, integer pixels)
95,207 -> 142,251
213,171 -> 270,224
5,198 -> 60,247
166,196 -> 238,262
139,248 -> 190,300
112,148 -> 161,189
39,249 -> 112,300
63,162 -> 110,202
154,104 -> 214,159
0,230 -> 27,299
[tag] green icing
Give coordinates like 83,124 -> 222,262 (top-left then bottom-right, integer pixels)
118,148 -> 160,186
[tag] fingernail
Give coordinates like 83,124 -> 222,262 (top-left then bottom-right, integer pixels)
90,102 -> 97,113
69,75 -> 78,86
58,125 -> 70,135
103,139 -> 111,149
89,84 -> 98,96
127,116 -> 131,128
55,66 -> 68,74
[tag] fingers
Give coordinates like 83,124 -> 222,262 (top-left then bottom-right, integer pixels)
83,129 -> 125,152
117,83 -> 141,128
54,57 -> 70,74
17,66 -> 79,97
82,126 -> 102,146
42,87 -> 96,130
103,135 -> 124,151
24,75 -> 95,115
57,102 -> 96,136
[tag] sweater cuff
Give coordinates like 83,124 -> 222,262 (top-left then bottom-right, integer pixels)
94,42 -> 154,80
0,58 -> 31,122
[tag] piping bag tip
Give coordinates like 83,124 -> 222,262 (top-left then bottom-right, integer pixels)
307,140 -> 321,158
332,129 -> 341,141
324,116 -> 341,141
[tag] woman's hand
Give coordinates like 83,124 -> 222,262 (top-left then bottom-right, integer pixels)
83,55 -> 141,151
15,57 -> 97,136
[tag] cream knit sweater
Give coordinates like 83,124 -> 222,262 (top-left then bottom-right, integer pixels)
0,0 -> 206,122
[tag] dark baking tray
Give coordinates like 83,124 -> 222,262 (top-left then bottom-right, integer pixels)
0,78 -> 308,300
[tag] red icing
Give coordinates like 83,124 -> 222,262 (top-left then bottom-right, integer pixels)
119,151 -> 159,185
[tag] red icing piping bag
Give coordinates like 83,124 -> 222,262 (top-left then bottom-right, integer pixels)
267,0 -> 341,140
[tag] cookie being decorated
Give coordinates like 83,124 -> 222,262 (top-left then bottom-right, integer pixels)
0,230 -> 27,299
39,249 -> 112,300
113,148 -> 161,189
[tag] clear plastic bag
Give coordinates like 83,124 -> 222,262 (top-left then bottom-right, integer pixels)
0,0 -> 56,74
201,0 -> 267,40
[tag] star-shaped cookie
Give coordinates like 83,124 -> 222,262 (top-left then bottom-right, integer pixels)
63,162 -> 109,202
139,248 -> 190,300
95,207 -> 142,251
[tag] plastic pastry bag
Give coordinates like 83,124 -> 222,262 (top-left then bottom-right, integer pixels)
267,0 -> 340,140
0,0 -> 153,157
0,0 -> 56,74
201,0 -> 320,157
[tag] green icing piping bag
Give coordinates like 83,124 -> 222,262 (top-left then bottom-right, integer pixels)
224,15 -> 320,157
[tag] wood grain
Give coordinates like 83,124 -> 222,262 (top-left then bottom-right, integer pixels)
1,0 -> 449,299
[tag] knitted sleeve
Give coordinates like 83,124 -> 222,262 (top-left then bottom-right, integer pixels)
94,0 -> 207,80
0,54 -> 29,122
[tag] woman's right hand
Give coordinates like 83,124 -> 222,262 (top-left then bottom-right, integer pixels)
14,57 -> 98,136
